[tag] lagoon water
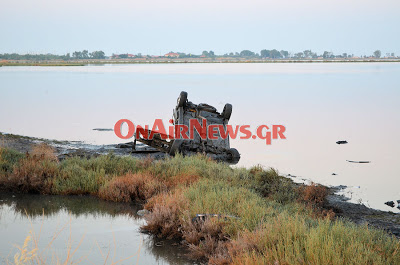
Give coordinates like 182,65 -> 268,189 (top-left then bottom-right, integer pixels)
0,192 -> 192,264
1,63 -> 400,213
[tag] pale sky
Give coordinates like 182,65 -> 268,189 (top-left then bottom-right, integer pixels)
0,0 -> 399,56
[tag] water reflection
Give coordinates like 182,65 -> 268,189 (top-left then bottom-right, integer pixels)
0,192 -> 140,218
0,192 -> 193,265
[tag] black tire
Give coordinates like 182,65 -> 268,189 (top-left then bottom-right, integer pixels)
177,91 -> 188,108
227,148 -> 240,164
221,103 -> 232,120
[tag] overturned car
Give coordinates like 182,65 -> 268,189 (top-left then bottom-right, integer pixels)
134,91 -> 240,164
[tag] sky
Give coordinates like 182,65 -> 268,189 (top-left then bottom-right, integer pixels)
0,0 -> 399,56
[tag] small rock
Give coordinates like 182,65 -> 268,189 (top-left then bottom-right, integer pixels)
116,142 -> 135,148
93,128 -> 113,132
332,173 -> 337,175
155,241 -> 164,247
397,200 -> 400,204
384,201 -> 395,207
336,140 -> 348,144
137,209 -> 150,216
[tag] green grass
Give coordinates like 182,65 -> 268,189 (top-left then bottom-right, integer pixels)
0,147 -> 24,175
229,213 -> 400,264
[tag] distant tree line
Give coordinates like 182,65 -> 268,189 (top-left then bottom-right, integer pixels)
179,49 -> 391,59
72,50 -> 105,59
0,49 -> 395,61
0,50 -> 105,60
0,53 -> 67,60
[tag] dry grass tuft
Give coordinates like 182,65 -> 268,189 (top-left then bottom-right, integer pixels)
13,230 -> 38,265
183,218 -> 231,262
165,173 -> 200,189
298,183 -> 334,219
298,182 -> 328,207
138,156 -> 154,169
98,171 -> 200,203
30,143 -> 58,162
142,190 -> 188,239
7,155 -> 58,193
98,173 -> 164,202
188,235 -> 230,263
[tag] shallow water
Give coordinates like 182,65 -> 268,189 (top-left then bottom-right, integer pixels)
1,63 -> 400,212
0,192 -> 193,264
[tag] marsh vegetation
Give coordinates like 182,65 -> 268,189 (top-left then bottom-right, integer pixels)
0,144 -> 399,264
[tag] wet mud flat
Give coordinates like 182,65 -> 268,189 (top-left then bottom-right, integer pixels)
326,187 -> 400,237
0,132 -> 166,160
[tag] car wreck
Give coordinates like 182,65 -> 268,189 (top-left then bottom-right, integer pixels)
133,91 -> 240,164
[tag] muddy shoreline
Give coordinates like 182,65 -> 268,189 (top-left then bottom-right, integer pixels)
0,132 -> 167,160
1,132 -> 399,237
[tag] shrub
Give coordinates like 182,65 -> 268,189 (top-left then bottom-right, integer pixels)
298,183 -> 328,207
142,190 -> 188,239
250,166 -> 298,203
183,217 -> 231,262
61,153 -> 141,176
98,173 -> 164,202
0,147 -> 24,178
30,143 -> 58,161
8,155 -> 58,193
52,164 -> 105,195
183,180 -> 270,235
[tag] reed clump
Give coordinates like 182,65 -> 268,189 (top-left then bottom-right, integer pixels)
0,146 -> 24,177
298,182 -> 328,207
30,143 -> 58,162
98,173 -> 162,202
228,215 -> 400,265
8,154 -> 57,193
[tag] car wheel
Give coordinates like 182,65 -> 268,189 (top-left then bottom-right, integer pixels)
227,148 -> 240,163
177,91 -> 188,108
222,103 -> 232,120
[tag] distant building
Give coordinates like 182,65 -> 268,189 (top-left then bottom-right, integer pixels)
111,53 -> 136,59
164,52 -> 179,58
